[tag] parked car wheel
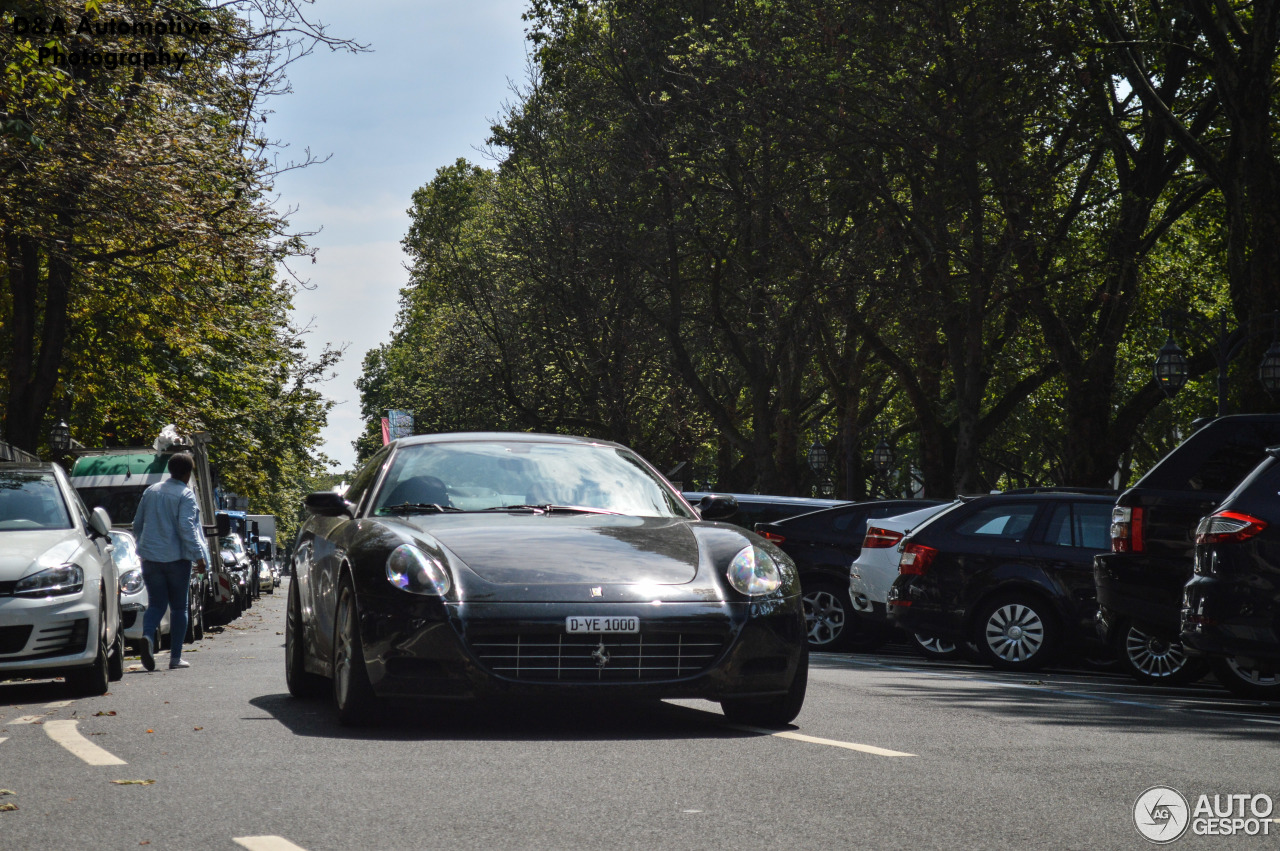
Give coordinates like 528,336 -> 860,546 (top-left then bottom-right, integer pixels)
1211,657 -> 1280,700
973,595 -> 1058,672
185,586 -> 204,643
910,632 -> 967,661
333,576 -> 378,724
801,581 -> 853,651
721,644 -> 808,728
66,605 -> 111,697
107,627 -> 124,682
286,578 -> 327,699
1115,623 -> 1205,686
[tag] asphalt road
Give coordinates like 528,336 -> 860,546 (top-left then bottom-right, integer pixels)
3,582 -> 1279,850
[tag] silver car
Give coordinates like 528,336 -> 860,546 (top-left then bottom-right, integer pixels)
0,463 -> 124,695
112,529 -> 174,649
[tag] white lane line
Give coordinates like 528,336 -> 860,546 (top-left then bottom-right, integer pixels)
43,720 -> 126,766
727,724 -> 916,757
43,700 -> 73,710
234,837 -> 310,851
0,737 -> 7,746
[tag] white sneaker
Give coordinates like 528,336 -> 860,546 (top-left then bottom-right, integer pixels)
169,659 -> 190,669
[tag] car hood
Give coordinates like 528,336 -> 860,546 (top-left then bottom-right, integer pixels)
397,514 -> 702,585
0,530 -> 84,580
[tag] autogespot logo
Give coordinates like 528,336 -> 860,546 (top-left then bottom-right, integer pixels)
1135,786 -> 1190,844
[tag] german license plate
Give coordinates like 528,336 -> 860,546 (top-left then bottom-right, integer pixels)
565,616 -> 639,634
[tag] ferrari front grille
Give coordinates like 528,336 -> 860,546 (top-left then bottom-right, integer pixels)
470,631 -> 725,682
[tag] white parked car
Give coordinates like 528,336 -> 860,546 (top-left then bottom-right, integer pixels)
0,463 -> 124,695
849,500 -> 964,659
111,529 -> 178,649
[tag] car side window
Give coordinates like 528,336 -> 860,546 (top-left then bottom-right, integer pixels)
954,503 -> 1039,540
1041,502 -> 1112,549
345,448 -> 392,514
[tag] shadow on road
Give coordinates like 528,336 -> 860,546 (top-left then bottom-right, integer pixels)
248,691 -> 771,743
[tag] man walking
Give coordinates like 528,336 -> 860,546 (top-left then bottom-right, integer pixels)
132,452 -> 209,671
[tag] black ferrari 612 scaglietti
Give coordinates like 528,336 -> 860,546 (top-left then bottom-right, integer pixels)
286,433 -> 808,727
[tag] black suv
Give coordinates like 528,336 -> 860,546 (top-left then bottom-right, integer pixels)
1095,415 -> 1280,685
755,499 -> 944,650
1182,447 -> 1280,699
887,492 -> 1115,671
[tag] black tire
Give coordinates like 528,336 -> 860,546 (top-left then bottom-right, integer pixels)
333,576 -> 378,724
1114,623 -> 1207,686
185,586 -> 201,644
721,643 -> 808,728
910,632 -> 967,661
801,581 -> 854,651
286,577 -> 327,699
1210,657 -> 1280,700
67,605 -> 111,697
192,586 -> 205,641
107,627 -> 124,682
972,594 -> 1059,672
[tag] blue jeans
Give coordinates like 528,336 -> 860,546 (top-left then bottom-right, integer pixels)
141,559 -> 190,660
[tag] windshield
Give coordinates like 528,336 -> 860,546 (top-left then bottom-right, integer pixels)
371,441 -> 695,519
220,534 -> 246,555
0,471 -> 72,531
75,485 -> 148,525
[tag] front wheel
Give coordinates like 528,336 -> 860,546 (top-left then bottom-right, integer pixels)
107,627 -> 124,682
1114,623 -> 1206,686
973,595 -> 1058,672
1211,657 -> 1280,700
333,576 -> 379,724
66,605 -> 111,697
910,633 -> 966,661
721,644 -> 808,728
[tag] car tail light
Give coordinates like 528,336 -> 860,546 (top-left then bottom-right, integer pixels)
863,526 -> 903,549
759,530 -> 786,544
1195,511 -> 1268,545
1110,506 -> 1145,552
899,543 -> 937,575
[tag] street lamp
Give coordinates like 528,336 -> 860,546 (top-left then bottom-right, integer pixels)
806,438 -> 829,475
50,418 -> 71,455
1154,308 -> 1280,415
1153,335 -> 1189,397
873,439 -> 895,474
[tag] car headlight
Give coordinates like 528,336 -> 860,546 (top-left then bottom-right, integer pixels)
727,545 -> 782,596
14,564 -> 84,598
386,544 -> 452,596
120,569 -> 144,595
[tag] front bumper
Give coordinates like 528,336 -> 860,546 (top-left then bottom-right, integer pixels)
0,591 -> 98,678
1181,575 -> 1280,665
357,595 -> 805,702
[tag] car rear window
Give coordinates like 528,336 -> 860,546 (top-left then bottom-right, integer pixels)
1137,419 -> 1280,493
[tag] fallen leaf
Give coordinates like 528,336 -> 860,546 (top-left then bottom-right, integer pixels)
0,790 -> 15,796
110,780 -> 155,785
145,729 -> 154,734
193,727 -> 203,731
93,710 -> 116,717
141,842 -> 151,845
0,803 -> 17,812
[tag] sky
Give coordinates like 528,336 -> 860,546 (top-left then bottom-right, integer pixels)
268,0 -> 531,471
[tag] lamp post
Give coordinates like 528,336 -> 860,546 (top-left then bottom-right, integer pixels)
807,437 -> 829,497
873,439 -> 895,474
50,418 -> 71,455
1154,309 -> 1280,415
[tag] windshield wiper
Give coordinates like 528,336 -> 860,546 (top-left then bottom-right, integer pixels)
380,503 -> 462,515
480,504 -> 622,515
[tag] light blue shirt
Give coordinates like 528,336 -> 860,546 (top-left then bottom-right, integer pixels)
132,478 -> 210,564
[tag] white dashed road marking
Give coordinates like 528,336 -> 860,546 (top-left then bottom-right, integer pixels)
43,720 -> 126,766
43,700 -> 73,709
729,724 -> 916,757
234,837 -> 311,851
0,737 -> 7,746
10,715 -> 44,725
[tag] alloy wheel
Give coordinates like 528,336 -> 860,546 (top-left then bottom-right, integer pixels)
983,603 -> 1045,664
1224,658 -> 1280,688
915,634 -> 958,655
802,589 -> 847,647
334,591 -> 354,704
1124,627 -> 1188,679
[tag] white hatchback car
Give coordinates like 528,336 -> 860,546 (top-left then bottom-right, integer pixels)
849,500 -> 964,658
0,463 -> 123,695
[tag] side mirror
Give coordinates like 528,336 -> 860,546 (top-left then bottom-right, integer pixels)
305,491 -> 355,518
89,507 -> 112,537
697,493 -> 738,521
215,513 -> 232,537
